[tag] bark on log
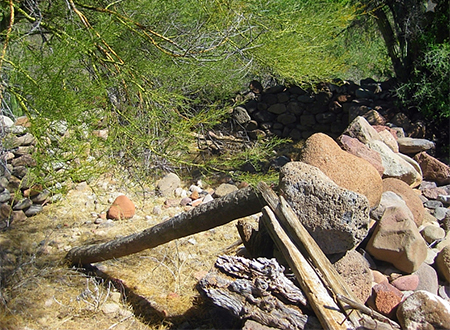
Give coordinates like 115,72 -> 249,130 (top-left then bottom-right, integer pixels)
261,206 -> 352,330
198,256 -> 320,330
65,186 -> 264,266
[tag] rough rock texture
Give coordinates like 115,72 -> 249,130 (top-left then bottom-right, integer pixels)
368,139 -> 422,187
370,282 -> 403,318
396,290 -> 450,330
414,152 -> 450,186
436,245 -> 450,283
156,173 -> 181,197
397,137 -> 435,154
337,134 -> 384,176
382,178 -> 424,227
298,133 -> 382,207
331,250 -> 373,303
106,195 -> 136,220
279,161 -> 370,255
366,203 -> 428,273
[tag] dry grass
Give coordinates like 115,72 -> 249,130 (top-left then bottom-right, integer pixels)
0,172 -> 249,330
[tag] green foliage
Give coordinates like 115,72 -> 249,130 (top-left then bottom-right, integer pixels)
397,42 -> 450,119
241,0 -> 391,84
0,0 -> 394,188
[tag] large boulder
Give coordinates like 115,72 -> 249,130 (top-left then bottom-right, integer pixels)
299,133 -> 382,207
396,291 -> 450,330
279,161 -> 370,255
337,135 -> 384,176
367,140 -> 422,187
366,199 -> 428,273
382,178 -> 425,227
414,152 -> 450,185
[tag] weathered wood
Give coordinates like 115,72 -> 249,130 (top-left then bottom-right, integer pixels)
198,256 -> 320,330
261,206 -> 352,330
236,219 -> 274,258
258,182 -> 364,327
215,255 -> 308,308
65,186 -> 265,266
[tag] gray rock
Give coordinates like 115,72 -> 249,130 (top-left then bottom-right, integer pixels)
413,263 -> 439,295
438,195 -> 450,205
300,114 -> 316,126
424,200 -> 444,209
297,94 -> 315,103
213,183 -> 238,198
13,198 -> 33,210
0,190 -> 11,203
267,103 -> 286,114
276,113 -> 297,125
31,189 -> 51,204
0,115 -> 14,127
434,207 -> 450,221
397,137 -> 435,154
280,162 -> 370,255
156,173 -> 181,197
396,291 -> 450,330
233,106 -> 251,125
370,191 -> 412,221
24,204 -> 43,217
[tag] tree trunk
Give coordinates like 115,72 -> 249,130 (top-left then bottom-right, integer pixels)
373,7 -> 406,82
65,186 -> 264,266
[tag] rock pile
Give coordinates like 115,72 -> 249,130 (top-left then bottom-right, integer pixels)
271,114 -> 449,328
234,78 -> 428,142
0,115 -> 47,228
151,114 -> 449,328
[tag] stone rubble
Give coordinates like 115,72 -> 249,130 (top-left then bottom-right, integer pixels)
1,78 -> 450,329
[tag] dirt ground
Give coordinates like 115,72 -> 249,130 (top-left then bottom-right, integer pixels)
0,171 -> 254,330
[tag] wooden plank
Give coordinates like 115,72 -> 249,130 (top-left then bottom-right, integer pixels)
258,182 -> 363,327
261,206 -> 352,330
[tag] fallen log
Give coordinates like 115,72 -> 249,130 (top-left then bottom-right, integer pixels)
65,186 -> 264,266
261,206 -> 353,329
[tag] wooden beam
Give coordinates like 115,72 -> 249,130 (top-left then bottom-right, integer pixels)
261,206 -> 352,330
65,186 -> 265,266
258,182 -> 363,328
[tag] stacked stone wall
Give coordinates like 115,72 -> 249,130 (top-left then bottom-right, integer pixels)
234,78 -> 424,141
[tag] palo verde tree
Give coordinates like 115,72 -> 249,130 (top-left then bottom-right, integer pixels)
0,0 -> 276,186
